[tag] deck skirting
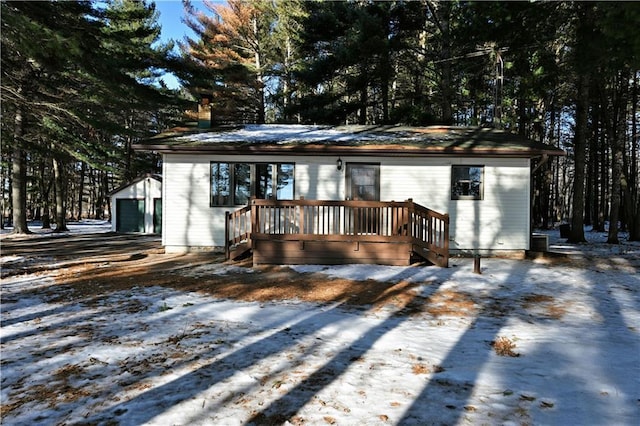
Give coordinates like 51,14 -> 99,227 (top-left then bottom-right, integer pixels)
253,238 -> 414,266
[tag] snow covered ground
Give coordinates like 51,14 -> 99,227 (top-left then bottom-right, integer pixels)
0,219 -> 112,237
1,222 -> 639,425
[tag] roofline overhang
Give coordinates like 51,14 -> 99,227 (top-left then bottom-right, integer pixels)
133,143 -> 565,159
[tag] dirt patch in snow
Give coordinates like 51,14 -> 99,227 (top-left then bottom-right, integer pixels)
4,231 -> 634,317
1,232 -> 432,311
48,253 -> 429,311
2,233 -> 455,316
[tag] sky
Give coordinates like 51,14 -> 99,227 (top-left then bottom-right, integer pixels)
154,0 -> 207,89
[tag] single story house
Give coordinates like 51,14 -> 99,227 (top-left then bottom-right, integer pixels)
134,125 -> 563,266
109,173 -> 162,234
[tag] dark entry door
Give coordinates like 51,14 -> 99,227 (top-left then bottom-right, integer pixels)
116,199 -> 144,232
346,163 -> 380,234
346,163 -> 380,201
153,198 -> 162,234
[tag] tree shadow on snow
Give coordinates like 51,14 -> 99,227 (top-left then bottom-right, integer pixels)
399,259 -> 640,425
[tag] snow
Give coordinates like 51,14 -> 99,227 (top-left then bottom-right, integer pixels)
178,124 -> 410,144
1,223 -> 639,425
0,219 -> 112,237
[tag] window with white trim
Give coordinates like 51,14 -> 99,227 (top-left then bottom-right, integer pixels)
210,162 -> 294,206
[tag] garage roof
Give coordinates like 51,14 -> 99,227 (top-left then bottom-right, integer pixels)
108,173 -> 162,197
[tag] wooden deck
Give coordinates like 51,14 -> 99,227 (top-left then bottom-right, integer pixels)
225,199 -> 449,267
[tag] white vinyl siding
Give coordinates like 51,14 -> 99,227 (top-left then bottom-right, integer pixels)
162,154 -> 530,252
163,154 -> 300,251
448,158 -> 530,251
162,155 -> 220,250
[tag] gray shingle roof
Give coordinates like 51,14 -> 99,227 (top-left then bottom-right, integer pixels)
135,124 -> 565,158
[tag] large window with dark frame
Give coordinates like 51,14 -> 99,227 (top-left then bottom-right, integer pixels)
210,162 -> 294,206
451,165 -> 484,200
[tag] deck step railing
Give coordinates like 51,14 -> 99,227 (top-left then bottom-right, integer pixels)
225,198 -> 449,267
224,204 -> 251,260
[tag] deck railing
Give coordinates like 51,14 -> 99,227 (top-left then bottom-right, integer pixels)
225,198 -> 449,267
406,201 -> 450,266
224,204 -> 251,260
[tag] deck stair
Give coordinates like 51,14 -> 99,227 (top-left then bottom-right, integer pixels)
224,204 -> 252,260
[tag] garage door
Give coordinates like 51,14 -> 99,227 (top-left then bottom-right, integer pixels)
116,199 -> 145,232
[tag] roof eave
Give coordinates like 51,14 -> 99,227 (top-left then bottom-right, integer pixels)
133,143 -> 565,158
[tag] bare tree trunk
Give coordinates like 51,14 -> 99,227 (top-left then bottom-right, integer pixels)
518,93 -> 527,137
283,36 -> 292,121
52,156 -> 69,232
593,106 -> 603,230
0,155 -> 5,229
428,0 -> 453,125
77,161 -> 86,220
607,70 -> 629,243
585,104 -> 599,227
569,73 -> 589,243
253,16 -> 266,124
359,64 -> 368,125
39,161 -> 52,229
11,106 -> 30,234
125,140 -> 132,181
380,42 -> 390,124
543,105 -> 557,228
41,196 -> 51,229
597,128 -> 608,231
103,171 -> 111,221
626,71 -> 640,241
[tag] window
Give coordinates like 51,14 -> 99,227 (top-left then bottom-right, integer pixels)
234,163 -> 251,205
211,163 -> 231,205
346,163 -> 380,201
211,162 -> 294,206
451,165 -> 484,200
275,163 -> 295,200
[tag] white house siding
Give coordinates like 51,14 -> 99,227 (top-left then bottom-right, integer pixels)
448,158 -> 531,252
163,154 -> 303,252
162,154 -> 531,253
162,155 -> 219,251
110,176 -> 162,233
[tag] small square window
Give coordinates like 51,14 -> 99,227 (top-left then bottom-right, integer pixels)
452,165 -> 484,200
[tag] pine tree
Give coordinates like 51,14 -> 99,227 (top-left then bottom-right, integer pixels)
268,0 -> 307,122
1,0 -> 182,232
294,1 -> 398,124
181,0 -> 272,124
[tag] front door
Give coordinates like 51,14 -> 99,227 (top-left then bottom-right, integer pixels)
346,163 -> 380,201
346,163 -> 380,234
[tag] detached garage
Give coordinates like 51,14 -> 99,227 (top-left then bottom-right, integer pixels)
109,174 -> 162,233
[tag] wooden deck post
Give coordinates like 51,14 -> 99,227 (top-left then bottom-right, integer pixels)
473,254 -> 481,274
299,196 -> 305,234
250,198 -> 258,241
224,210 -> 230,260
443,213 -> 449,268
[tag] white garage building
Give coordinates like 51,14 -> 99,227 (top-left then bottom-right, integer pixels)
109,173 -> 162,234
